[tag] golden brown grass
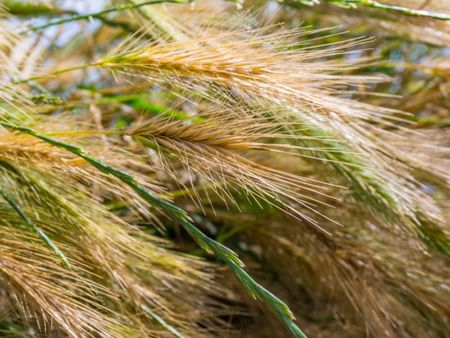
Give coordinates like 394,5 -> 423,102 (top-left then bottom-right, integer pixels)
0,2 -> 449,337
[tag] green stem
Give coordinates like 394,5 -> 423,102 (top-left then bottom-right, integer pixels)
0,187 -> 71,268
3,1 -> 77,17
22,0 -> 187,33
141,305 -> 184,338
357,0 -> 450,20
294,0 -> 450,20
13,64 -> 93,85
1,123 -> 307,338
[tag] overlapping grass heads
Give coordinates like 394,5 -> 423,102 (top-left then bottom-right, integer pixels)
0,1 -> 449,337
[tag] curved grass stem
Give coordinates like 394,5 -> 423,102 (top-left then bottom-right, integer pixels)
21,0 -> 188,33
356,0 -> 450,20
294,0 -> 450,20
0,187 -> 71,268
1,122 -> 307,338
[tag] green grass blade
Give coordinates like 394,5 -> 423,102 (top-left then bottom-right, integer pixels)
1,123 -> 307,338
141,305 -> 184,338
0,187 -> 71,268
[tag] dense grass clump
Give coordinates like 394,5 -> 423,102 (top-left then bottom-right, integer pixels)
0,1 -> 449,337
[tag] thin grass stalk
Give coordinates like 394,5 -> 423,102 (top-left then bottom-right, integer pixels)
291,0 -> 450,20
1,122 -> 307,338
20,0 -> 188,34
0,187 -> 71,268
